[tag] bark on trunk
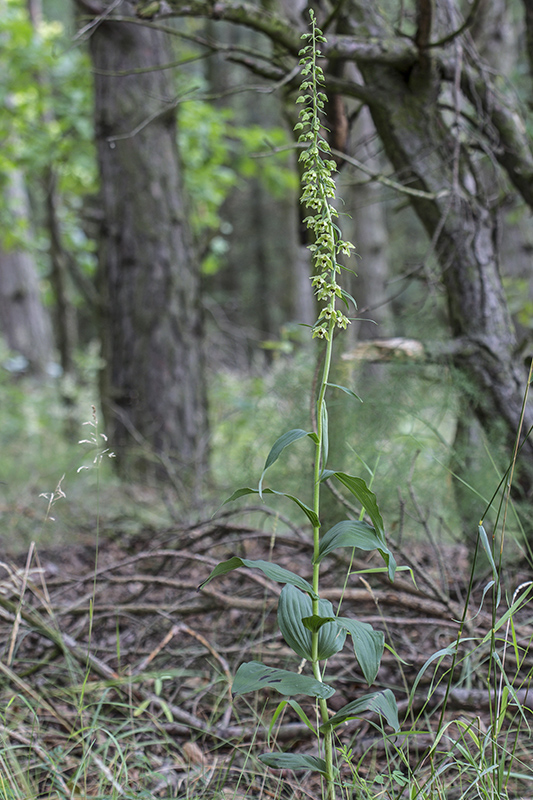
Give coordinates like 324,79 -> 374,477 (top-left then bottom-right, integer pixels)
88,3 -> 208,484
0,171 -> 54,376
345,105 -> 391,344
44,170 -> 76,377
523,0 -> 533,84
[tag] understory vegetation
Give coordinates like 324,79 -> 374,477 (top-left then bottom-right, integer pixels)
0,358 -> 532,800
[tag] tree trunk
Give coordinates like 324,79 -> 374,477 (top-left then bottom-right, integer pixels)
0,171 -> 54,376
88,3 -> 208,485
522,0 -> 533,85
345,1 -> 533,483
344,104 -> 392,344
44,169 -> 77,377
132,0 -> 533,492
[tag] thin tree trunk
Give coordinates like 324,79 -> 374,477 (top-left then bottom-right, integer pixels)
87,3 -> 208,485
44,170 -> 76,377
345,104 -> 392,344
27,0 -> 77,378
0,171 -> 54,376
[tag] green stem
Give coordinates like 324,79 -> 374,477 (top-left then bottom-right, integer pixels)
302,13 -> 348,799
311,313 -> 336,800
312,319 -> 335,584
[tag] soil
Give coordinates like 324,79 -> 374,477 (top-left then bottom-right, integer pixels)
1,511 -> 531,799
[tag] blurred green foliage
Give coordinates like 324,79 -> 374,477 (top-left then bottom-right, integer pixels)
1,0 -> 297,294
179,98 -> 297,275
0,2 -> 96,213
210,352 -> 466,540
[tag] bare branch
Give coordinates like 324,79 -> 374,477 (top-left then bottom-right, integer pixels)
454,60 -> 533,208
136,0 -> 418,70
138,0 -> 302,53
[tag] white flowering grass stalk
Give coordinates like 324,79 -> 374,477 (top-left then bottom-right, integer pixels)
200,13 -> 399,800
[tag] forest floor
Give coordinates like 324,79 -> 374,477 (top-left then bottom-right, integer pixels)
1,506 -> 532,800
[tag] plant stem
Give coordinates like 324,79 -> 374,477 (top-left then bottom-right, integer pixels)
311,315 -> 336,800
297,12 -> 352,797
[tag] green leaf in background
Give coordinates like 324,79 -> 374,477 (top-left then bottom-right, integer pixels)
277,584 -> 346,660
223,487 -> 320,528
232,661 -> 335,699
197,557 -> 317,598
336,617 -> 384,685
259,752 -> 329,774
320,689 -> 399,732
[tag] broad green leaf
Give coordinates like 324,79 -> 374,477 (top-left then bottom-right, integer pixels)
320,689 -> 399,732
259,429 -> 314,494
232,661 -> 335,699
224,487 -> 261,504
263,429 -> 312,471
223,487 -> 319,528
274,491 -> 320,528
316,519 -> 396,581
316,519 -> 385,557
197,557 -> 317,598
302,614 -> 336,633
326,382 -> 363,402
259,752 -> 329,774
337,617 -> 384,685
278,585 -> 346,660
321,472 -> 385,537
